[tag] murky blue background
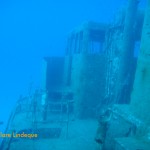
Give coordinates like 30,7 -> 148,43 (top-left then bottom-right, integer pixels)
0,0 -> 146,132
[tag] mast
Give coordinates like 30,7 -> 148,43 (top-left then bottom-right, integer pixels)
116,0 -> 139,104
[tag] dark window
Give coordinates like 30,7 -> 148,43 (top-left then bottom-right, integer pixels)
89,41 -> 103,54
134,41 -> 140,58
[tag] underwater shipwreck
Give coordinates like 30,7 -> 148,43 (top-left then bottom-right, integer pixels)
1,0 -> 150,150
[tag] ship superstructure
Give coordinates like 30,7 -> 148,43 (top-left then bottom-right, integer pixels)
1,0 -> 150,149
